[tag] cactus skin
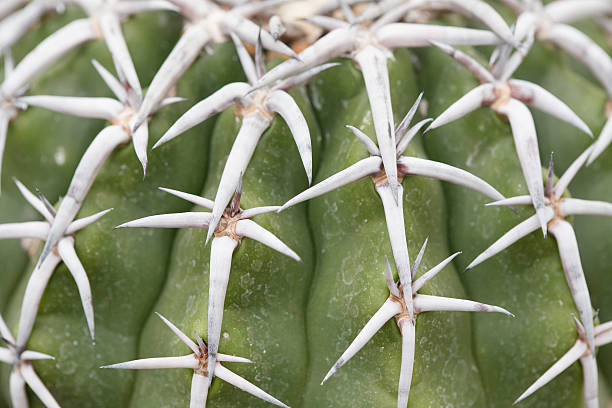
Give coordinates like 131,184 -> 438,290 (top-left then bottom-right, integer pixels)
516,39 -> 612,391
1,2 -> 612,408
300,49 -> 489,407
0,6 -> 182,311
128,79 -> 321,407
417,46 -> 585,407
0,13 -> 231,408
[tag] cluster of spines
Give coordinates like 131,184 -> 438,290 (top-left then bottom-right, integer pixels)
0,0 -> 611,407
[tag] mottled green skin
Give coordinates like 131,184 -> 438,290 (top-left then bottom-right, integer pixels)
0,28 -> 243,408
300,50 -> 488,407
128,83 -> 321,407
0,7 -> 183,312
1,6 -> 610,407
517,38 -> 612,390
417,46 -> 585,407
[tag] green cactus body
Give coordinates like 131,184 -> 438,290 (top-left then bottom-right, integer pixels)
0,25 -> 238,408
417,46 -> 585,407
1,2 -> 612,408
0,7 -> 182,311
127,81 -> 321,406
516,38 -> 612,390
300,50 -> 488,407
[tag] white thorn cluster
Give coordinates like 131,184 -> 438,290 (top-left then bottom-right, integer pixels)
0,0 -> 611,407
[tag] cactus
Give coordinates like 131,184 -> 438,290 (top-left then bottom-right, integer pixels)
0,1 -> 612,407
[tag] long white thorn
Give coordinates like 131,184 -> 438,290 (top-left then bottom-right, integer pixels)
218,353 -> 252,364
412,252 -> 461,293
514,341 -> 587,405
549,220 -> 595,352
485,195 -> 533,207
545,0 -> 612,24
205,115 -> 271,244
190,372 -> 209,408
132,24 -> 210,132
0,0 -> 48,53
338,0 -> 356,23
542,24 -> 612,96
580,353 -> 598,408
410,237 -> 428,280
101,354 -> 198,370
508,80 -> 592,137
1,19 -> 97,98
91,59 -> 127,104
0,313 -> 14,344
384,257 -> 401,298
254,29 -> 265,81
159,187 -> 214,210
396,92 -> 425,141
427,84 -> 495,131
555,146 -> 593,197
208,236 -> 238,384
239,206 -> 280,220
235,219 -> 301,262
38,125 -> 130,265
0,0 -> 27,20
9,368 -> 27,408
154,82 -> 250,149
465,209 -> 554,272
158,96 -> 187,111
16,252 -> 62,348
414,294 -> 514,316
345,125 -> 380,156
57,237 -> 95,342
155,312 -> 199,354
98,12 -> 141,102
214,363 -> 290,408
20,351 -> 54,361
376,23 -> 503,49
0,111 -> 8,193
377,183 -> 413,321
230,32 -> 257,84
304,15 -> 349,31
226,13 -> 298,59
274,63 -> 341,91
280,156 -> 382,212
254,28 -> 355,91
387,0 -> 516,46
18,95 -> 124,122
132,119 -> 149,177
115,212 -> 212,230
0,348 -> 13,364
13,179 -> 54,222
36,189 -> 56,219
561,198 -> 612,217
587,117 -> 612,166
66,208 -> 113,235
597,323 -> 612,346
499,30 -> 534,82
595,321 -> 612,337
20,363 -> 60,408
495,99 -> 547,236
397,321 -> 415,408
266,90 -> 312,184
429,41 -> 494,84
0,221 -> 49,240
397,156 -> 505,201
321,298 -> 401,385
355,46 -> 398,201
